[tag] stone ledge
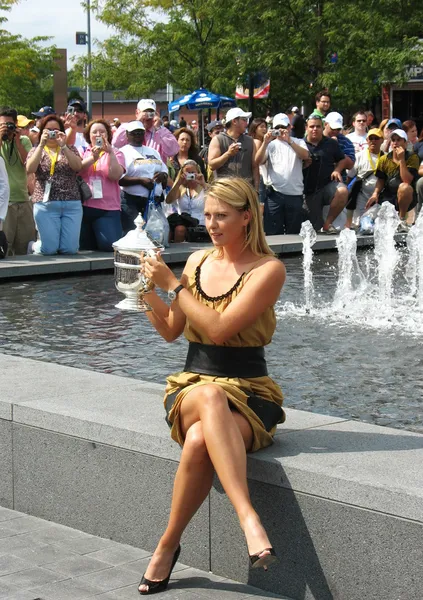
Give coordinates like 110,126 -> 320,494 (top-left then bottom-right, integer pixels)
1,353 -> 422,523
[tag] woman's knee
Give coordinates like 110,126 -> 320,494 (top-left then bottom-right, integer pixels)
198,384 -> 229,413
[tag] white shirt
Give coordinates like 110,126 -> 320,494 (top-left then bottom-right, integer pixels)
177,189 -> 205,224
347,149 -> 380,220
346,131 -> 368,154
266,136 -> 308,195
120,145 -> 168,197
0,156 -> 10,222
74,131 -> 89,151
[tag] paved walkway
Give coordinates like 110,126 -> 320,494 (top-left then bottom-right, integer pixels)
0,508 -> 290,600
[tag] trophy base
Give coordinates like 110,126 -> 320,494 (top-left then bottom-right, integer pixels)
115,297 -> 152,312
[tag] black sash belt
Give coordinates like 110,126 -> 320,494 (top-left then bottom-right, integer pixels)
184,342 -> 268,378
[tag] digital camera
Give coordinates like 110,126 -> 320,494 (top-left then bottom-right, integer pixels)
271,129 -> 281,136
67,106 -> 75,115
185,172 -> 196,180
236,142 -> 242,149
95,137 -> 103,148
48,131 -> 56,139
2,122 -> 16,141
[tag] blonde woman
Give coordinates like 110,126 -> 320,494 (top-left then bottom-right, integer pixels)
138,177 -> 286,594
166,159 -> 207,242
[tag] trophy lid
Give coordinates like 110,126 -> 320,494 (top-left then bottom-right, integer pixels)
113,213 -> 164,251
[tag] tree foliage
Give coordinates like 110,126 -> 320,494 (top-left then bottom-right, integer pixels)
71,0 -> 423,115
0,2 -> 58,113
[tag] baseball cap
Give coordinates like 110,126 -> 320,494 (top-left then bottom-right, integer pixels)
137,99 -> 156,112
387,118 -> 402,129
31,106 -> 55,118
390,128 -> 407,141
273,113 -> 290,128
68,99 -> 87,112
225,107 -> 252,123
367,128 -> 383,139
125,120 -> 146,133
17,115 -> 34,128
325,111 -> 343,129
206,119 -> 223,132
291,106 -> 300,113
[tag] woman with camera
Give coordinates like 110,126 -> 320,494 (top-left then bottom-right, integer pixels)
165,160 -> 208,242
78,119 -> 125,251
137,177 -> 285,595
168,127 -> 206,182
26,115 -> 83,255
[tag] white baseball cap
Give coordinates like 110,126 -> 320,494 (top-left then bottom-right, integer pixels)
325,112 -> 343,129
273,113 -> 290,128
137,98 -> 156,112
125,120 -> 146,132
390,128 -> 407,141
225,107 -> 252,123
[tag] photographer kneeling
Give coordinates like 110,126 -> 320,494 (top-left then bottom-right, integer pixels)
166,160 -> 208,242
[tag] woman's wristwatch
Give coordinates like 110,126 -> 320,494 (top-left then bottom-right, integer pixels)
168,284 -> 184,301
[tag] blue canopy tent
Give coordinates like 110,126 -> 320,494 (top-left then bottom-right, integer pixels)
168,88 -> 236,146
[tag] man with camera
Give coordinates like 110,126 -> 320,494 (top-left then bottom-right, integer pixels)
65,99 -> 89,151
0,107 -> 35,255
208,107 -> 259,190
255,113 -> 309,234
303,114 -> 350,234
112,98 -> 179,163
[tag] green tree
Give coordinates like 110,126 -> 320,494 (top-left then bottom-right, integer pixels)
0,1 -> 58,113
73,0 -> 423,116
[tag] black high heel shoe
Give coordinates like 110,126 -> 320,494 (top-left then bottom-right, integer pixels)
138,545 -> 181,595
249,547 -> 277,570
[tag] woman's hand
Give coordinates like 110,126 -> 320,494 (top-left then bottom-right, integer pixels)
39,129 -> 50,145
143,252 -> 179,291
196,173 -> 206,188
55,131 -> 67,148
102,136 -> 113,154
91,145 -> 102,161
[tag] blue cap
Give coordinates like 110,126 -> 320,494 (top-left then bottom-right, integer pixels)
387,118 -> 402,129
206,119 -> 223,132
31,106 -> 55,118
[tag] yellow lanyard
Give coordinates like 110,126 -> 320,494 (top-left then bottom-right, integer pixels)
44,146 -> 60,177
93,150 -> 105,172
367,149 -> 379,173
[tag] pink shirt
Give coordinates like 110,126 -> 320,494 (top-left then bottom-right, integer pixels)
112,124 -> 180,162
79,147 -> 126,211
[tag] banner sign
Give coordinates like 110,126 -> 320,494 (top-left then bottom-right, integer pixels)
236,72 -> 270,99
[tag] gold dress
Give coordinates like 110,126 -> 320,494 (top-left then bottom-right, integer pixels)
164,251 -> 285,452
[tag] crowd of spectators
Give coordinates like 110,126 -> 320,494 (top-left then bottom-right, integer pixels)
1,89 -> 422,257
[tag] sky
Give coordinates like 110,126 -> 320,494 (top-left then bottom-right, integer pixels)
5,0 -> 113,62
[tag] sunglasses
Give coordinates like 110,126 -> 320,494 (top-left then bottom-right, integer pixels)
368,136 -> 381,141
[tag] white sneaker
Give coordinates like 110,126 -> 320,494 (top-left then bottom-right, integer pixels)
397,220 -> 409,234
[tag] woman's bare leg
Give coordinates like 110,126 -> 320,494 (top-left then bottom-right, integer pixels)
139,421 -> 214,592
179,385 -> 273,557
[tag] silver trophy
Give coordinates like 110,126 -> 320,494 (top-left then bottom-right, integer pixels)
113,213 -> 164,311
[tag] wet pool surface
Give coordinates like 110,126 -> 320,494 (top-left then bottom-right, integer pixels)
1,252 -> 422,433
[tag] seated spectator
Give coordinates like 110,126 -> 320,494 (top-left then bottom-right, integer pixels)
165,160 -> 207,242
249,118 -> 270,207
403,120 -> 418,152
112,99 -> 180,163
303,114 -> 349,234
79,119 -> 126,251
26,115 -> 83,255
346,111 -> 368,154
119,121 -> 168,234
366,129 -> 419,233
381,118 -> 402,153
324,112 -> 355,171
168,127 -> 206,181
255,113 -> 309,234
345,128 -> 384,228
0,106 -> 36,255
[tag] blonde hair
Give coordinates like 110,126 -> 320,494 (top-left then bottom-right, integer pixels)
205,177 -> 275,258
171,160 -> 203,197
